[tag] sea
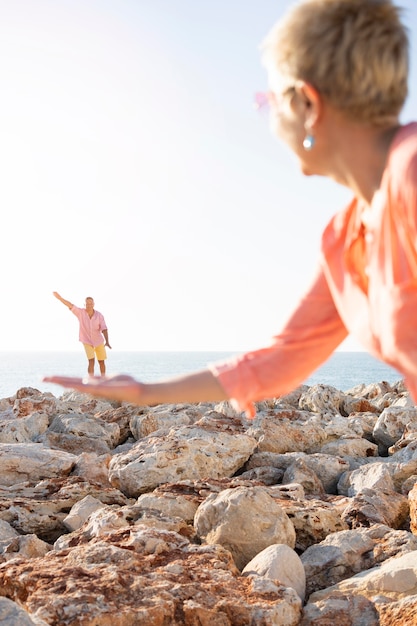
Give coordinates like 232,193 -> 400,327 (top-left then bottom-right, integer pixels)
0,350 -> 403,401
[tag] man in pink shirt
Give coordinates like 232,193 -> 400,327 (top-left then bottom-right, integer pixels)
52,292 -> 111,376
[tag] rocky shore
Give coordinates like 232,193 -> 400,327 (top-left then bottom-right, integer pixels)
0,379 -> 416,625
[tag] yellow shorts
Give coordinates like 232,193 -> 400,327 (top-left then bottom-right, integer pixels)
83,343 -> 107,361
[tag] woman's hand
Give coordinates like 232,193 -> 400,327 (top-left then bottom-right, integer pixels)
43,374 -> 143,404
44,369 -> 228,408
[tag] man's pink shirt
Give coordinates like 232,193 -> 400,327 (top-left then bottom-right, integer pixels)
71,306 -> 107,347
211,123 -> 417,417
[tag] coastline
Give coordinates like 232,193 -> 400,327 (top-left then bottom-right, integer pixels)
0,350 -> 403,401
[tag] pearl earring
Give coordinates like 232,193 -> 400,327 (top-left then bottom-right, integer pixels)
303,133 -> 315,151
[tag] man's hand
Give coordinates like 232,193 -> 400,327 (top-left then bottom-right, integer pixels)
53,292 -> 73,308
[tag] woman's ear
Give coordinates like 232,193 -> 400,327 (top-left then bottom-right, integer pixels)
294,80 -> 322,126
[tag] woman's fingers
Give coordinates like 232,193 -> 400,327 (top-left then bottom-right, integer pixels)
43,375 -> 84,386
42,374 -> 143,404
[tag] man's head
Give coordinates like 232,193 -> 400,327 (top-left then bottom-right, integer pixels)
85,297 -> 95,311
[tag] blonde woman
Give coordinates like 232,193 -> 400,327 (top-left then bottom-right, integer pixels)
45,0 -> 416,417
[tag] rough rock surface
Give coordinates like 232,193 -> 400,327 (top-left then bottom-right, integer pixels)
0,380 -> 416,624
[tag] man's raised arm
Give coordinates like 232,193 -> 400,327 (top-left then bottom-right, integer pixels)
53,291 -> 74,309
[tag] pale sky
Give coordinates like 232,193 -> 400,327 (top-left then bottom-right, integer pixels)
1,0 -> 416,353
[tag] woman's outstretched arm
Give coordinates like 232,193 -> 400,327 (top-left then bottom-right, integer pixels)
43,369 -> 228,407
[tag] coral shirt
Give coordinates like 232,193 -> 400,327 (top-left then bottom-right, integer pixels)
210,123 -> 417,417
71,306 -> 107,347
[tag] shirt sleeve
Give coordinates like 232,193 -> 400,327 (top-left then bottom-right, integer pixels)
70,305 -> 81,320
389,124 -> 417,264
99,313 -> 107,331
402,144 -> 417,253
209,265 -> 348,417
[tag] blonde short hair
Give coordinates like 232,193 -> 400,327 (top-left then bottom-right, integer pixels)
261,0 -> 409,124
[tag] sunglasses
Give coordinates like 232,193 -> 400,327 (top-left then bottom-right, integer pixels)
254,87 -> 296,111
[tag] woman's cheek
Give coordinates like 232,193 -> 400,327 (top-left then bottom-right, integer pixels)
269,111 -> 286,141
270,112 -> 299,152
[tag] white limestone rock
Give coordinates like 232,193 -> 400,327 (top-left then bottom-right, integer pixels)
268,491 -> 350,551
194,485 -> 296,570
303,550 -> 417,624
341,487 -> 409,529
385,439 -> 417,491
299,384 -> 343,414
337,461 -> 395,496
54,390 -> 114,414
301,524 -> 417,598
320,436 -> 378,458
340,394 -> 379,416
320,412 -> 365,439
0,597 -> 48,626
242,543 -> 306,602
247,412 -> 327,454
373,406 -> 417,448
63,495 -> 105,532
282,458 -> 325,495
136,491 -> 199,523
0,519 -> 51,563
246,451 -> 350,494
109,414 -> 257,497
130,404 -> 204,439
48,413 -> 120,448
71,452 -> 112,487
13,389 -> 57,418
0,443 -> 76,487
0,411 -> 49,444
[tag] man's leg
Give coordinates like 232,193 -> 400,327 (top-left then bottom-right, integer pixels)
95,344 -> 107,376
83,345 -> 96,376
